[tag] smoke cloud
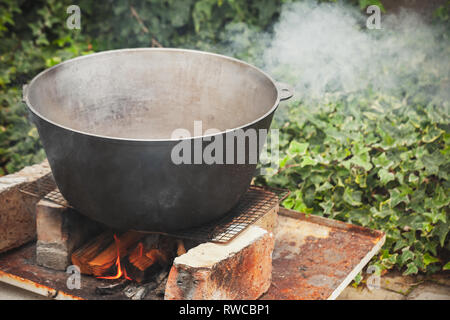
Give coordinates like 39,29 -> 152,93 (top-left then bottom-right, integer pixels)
224,1 -> 450,105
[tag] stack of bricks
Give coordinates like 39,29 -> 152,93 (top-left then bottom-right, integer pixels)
35,199 -> 103,270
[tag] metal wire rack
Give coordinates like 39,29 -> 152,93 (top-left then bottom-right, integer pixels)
168,185 -> 286,243
19,172 -> 71,208
19,172 -> 289,243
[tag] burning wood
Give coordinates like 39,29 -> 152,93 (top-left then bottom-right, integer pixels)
127,235 -> 158,270
71,231 -> 113,274
89,231 -> 144,277
125,235 -> 175,283
71,231 -> 177,284
71,231 -> 144,277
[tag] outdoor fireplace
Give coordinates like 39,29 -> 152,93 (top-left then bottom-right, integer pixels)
19,170 -> 281,299
0,161 -> 385,300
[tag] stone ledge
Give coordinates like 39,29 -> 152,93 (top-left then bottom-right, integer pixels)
338,270 -> 450,300
407,282 -> 450,300
337,285 -> 406,300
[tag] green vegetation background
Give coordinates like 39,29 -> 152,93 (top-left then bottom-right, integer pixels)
1,0 -> 449,279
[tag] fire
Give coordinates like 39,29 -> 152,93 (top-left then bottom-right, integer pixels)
97,234 -> 132,281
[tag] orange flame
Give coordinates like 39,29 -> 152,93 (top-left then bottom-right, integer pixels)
97,234 -> 132,281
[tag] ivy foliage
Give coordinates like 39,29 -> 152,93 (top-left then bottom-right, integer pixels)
259,91 -> 449,276
252,2 -> 450,276
0,0 -> 93,174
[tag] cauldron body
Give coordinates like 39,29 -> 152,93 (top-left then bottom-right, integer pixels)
24,49 -> 291,232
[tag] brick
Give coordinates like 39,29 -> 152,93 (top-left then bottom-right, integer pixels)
36,199 -> 102,270
0,161 -> 50,253
165,226 -> 274,300
254,204 -> 278,234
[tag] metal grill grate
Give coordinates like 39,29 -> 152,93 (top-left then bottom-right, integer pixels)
168,186 -> 284,243
19,173 -> 289,243
19,172 -> 71,208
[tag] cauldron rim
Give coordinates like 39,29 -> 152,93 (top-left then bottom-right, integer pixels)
23,47 -> 283,143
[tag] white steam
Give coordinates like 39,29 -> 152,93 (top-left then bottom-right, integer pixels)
226,1 -> 450,104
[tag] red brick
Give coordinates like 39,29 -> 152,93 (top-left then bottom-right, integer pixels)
36,199 -> 102,270
165,226 -> 274,300
0,161 -> 50,253
255,204 -> 278,233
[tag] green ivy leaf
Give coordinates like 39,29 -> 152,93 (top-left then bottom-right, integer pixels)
433,221 -> 450,247
319,199 -> 333,215
421,151 -> 447,175
422,125 -> 444,143
423,253 -> 440,267
423,209 -> 447,224
408,173 -> 419,184
353,272 -> 362,286
288,141 -> 309,157
300,155 -> 318,167
389,188 -> 410,208
343,187 -> 363,206
378,168 -> 395,185
282,197 -> 295,210
403,262 -> 419,275
400,249 -> 414,266
373,153 -> 394,168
